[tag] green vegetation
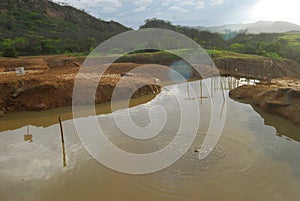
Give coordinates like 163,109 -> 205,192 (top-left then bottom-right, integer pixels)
115,50 -> 181,65
206,49 -> 264,59
110,49 -> 266,66
0,0 -> 129,57
277,32 -> 300,63
140,19 -> 300,63
0,0 -> 299,65
227,32 -> 284,61
140,19 -> 227,50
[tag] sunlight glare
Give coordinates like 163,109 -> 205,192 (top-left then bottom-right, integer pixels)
252,0 -> 300,24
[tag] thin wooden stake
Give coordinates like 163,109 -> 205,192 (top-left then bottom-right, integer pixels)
210,78 -> 213,97
220,78 -> 226,102
24,125 -> 33,143
198,79 -> 208,102
21,76 -> 24,86
59,116 -> 67,167
187,82 -> 190,100
200,80 -> 203,104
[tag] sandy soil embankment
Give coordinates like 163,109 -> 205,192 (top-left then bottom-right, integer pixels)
229,77 -> 300,125
1,54 -> 300,118
0,58 -> 163,116
215,58 -> 300,79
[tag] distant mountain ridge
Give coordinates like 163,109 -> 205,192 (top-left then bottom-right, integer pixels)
195,21 -> 300,34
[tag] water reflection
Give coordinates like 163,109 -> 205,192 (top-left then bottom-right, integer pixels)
24,126 -> 33,143
0,93 -> 157,132
59,116 -> 67,167
252,105 -> 300,142
0,77 -> 300,201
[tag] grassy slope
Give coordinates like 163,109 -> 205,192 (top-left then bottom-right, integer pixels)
206,49 -> 265,59
0,0 -> 130,55
106,49 -> 268,65
279,32 -> 300,62
0,0 -> 129,38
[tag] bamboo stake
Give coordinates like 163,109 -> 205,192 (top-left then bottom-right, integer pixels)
220,78 -> 226,102
210,78 -> 213,97
59,116 -> 67,167
187,82 -> 190,100
200,80 -> 203,104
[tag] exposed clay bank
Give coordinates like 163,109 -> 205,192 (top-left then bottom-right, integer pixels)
0,59 -> 161,116
230,77 -> 300,125
0,54 -> 299,116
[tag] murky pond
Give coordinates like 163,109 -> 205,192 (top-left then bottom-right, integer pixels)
1,77 -> 300,201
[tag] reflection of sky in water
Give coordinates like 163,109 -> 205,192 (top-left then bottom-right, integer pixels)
1,78 -> 300,200
168,60 -> 193,81
0,125 -> 66,180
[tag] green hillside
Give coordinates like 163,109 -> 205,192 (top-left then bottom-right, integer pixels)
228,31 -> 300,63
140,19 -> 227,50
141,19 -> 300,63
0,0 -> 130,56
278,32 -> 300,63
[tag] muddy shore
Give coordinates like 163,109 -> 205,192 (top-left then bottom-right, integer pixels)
1,55 -> 300,117
230,77 -> 300,125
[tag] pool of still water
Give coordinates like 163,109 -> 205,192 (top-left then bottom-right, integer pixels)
0,77 -> 300,201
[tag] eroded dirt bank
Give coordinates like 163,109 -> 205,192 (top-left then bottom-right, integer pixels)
214,57 -> 300,79
1,55 -> 299,79
229,77 -> 300,125
0,61 -> 162,117
1,55 -> 300,117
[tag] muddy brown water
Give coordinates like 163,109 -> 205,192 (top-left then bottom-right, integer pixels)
1,77 -> 300,201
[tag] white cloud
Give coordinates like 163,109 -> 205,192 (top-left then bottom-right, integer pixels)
134,0 -> 153,7
210,0 -> 225,6
179,0 -> 196,6
170,6 -> 188,12
195,1 -> 205,10
52,0 -> 265,30
83,0 -> 122,8
251,0 -> 300,25
133,6 -> 147,12
86,0 -> 122,13
161,0 -> 171,6
54,0 -> 122,11
102,6 -> 118,13
178,0 -> 205,10
117,12 -> 125,16
153,7 -> 162,12
133,0 -> 152,13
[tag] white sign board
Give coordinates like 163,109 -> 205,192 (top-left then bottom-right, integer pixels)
15,67 -> 26,76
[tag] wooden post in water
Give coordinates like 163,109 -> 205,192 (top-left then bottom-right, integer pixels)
186,82 -> 191,100
210,78 -> 214,97
200,80 -> 203,104
220,78 -> 226,102
214,77 -> 217,93
59,116 -> 67,167
24,125 -> 33,142
198,80 -> 208,103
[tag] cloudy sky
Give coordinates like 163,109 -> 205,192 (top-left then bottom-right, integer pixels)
53,0 -> 300,29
